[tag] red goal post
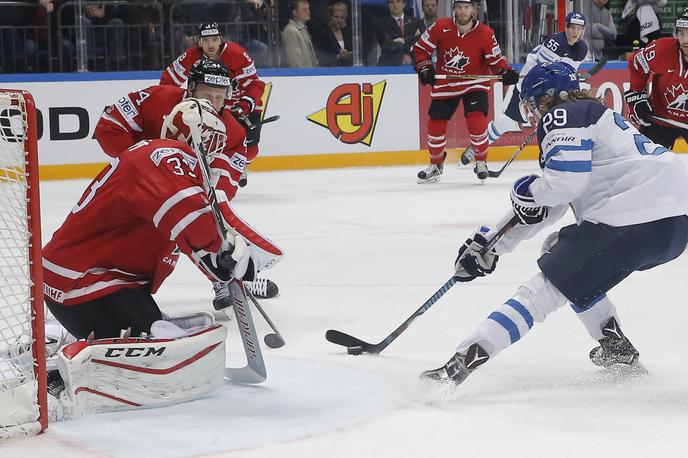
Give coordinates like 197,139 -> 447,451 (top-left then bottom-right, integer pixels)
0,89 -> 47,439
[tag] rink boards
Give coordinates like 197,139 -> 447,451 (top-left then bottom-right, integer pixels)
0,62 -> 679,180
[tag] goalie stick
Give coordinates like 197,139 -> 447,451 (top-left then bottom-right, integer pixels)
190,100 -> 267,384
326,215 -> 520,355
486,128 -> 538,178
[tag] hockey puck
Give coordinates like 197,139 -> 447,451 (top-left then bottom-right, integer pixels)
347,345 -> 364,355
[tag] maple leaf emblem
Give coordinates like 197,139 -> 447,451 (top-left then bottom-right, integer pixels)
444,48 -> 470,72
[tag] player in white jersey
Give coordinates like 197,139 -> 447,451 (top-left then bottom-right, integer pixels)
422,62 -> 688,386
460,12 -> 587,165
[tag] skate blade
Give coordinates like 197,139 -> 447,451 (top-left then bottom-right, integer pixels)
417,176 -> 441,184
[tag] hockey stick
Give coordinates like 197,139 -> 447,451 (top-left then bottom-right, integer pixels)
245,289 -> 286,348
651,115 -> 688,130
190,100 -> 267,384
435,74 -> 508,81
260,115 -> 280,125
578,56 -> 608,81
325,215 -> 520,355
486,128 -> 538,178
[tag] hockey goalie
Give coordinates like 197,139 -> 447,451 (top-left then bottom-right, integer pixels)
43,99 -> 262,414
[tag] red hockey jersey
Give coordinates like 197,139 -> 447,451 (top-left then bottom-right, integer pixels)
160,42 -> 265,113
413,18 -> 510,99
43,139 -> 221,306
95,84 -> 246,203
629,37 -> 688,126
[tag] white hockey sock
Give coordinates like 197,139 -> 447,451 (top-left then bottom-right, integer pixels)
570,295 -> 619,340
487,111 -> 521,143
456,272 -> 569,357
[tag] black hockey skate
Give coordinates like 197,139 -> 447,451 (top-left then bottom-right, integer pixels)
417,162 -> 444,184
420,343 -> 489,386
245,277 -> 279,299
212,282 -> 233,310
589,317 -> 641,369
460,146 -> 474,165
473,160 -> 488,180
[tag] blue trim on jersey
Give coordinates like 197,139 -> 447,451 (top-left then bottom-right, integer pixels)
571,294 -> 607,313
488,312 -> 520,343
546,160 -> 592,172
505,299 -> 534,328
544,139 -> 594,162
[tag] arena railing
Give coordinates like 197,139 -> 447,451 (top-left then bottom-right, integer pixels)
0,2 -> 51,73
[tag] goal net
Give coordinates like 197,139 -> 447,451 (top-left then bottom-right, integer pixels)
0,89 -> 47,439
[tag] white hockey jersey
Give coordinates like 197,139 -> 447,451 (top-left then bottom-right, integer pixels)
517,32 -> 588,91
494,99 -> 688,254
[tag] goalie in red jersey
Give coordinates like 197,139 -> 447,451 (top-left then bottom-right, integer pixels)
161,22 -> 266,188
95,58 -> 282,307
413,0 -> 519,183
626,8 -> 688,148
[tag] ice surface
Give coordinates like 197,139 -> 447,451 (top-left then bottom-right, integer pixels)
5,161 -> 688,457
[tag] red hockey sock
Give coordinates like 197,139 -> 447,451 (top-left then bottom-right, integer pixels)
466,111 -> 489,161
427,118 -> 448,164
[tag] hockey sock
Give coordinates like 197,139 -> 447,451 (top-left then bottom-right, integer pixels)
570,295 -> 619,341
487,112 -> 521,143
466,111 -> 489,161
456,272 -> 568,357
427,118 -> 448,164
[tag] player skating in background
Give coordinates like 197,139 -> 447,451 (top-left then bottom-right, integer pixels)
43,101 -> 248,411
626,8 -> 688,148
421,62 -> 688,386
161,22 -> 266,188
460,11 -> 587,165
95,58 -> 281,306
413,0 -> 519,183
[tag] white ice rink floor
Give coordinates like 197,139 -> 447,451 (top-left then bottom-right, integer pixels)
5,160 -> 688,457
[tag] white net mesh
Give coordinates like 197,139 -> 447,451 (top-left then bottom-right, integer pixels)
0,91 -> 42,439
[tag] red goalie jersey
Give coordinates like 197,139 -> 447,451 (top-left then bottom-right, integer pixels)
413,18 -> 510,99
160,43 -> 266,114
628,37 -> 688,125
43,139 -> 221,306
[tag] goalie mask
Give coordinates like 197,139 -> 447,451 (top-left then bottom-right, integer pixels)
161,98 -> 227,160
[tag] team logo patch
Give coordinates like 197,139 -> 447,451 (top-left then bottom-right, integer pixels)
444,48 -> 470,72
665,84 -> 688,113
306,81 -> 386,146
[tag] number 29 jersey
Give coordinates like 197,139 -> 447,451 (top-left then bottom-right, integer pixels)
530,99 -> 688,227
42,139 -> 222,306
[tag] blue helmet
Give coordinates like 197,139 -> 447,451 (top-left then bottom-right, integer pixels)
565,12 -> 586,27
520,62 -> 580,110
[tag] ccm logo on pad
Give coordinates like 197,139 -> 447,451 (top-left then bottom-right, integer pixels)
104,347 -> 167,357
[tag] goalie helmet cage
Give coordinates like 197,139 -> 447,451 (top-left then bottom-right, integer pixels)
0,89 -> 47,439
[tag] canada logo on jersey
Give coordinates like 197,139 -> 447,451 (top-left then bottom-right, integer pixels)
444,47 -> 470,73
665,84 -> 688,113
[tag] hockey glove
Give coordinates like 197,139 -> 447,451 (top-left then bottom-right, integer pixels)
511,174 -> 548,225
233,96 -> 256,116
624,90 -> 653,127
454,227 -> 499,282
193,235 -> 253,282
499,68 -> 520,86
415,60 -> 435,86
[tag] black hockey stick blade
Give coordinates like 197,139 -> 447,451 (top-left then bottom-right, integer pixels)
260,115 -> 280,125
486,128 -> 538,178
325,330 -> 376,354
579,56 -> 608,81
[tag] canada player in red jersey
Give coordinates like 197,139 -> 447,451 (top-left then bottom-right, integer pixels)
626,8 -> 688,148
43,102 -> 249,411
95,59 -> 282,307
413,0 -> 518,183
161,22 -> 266,187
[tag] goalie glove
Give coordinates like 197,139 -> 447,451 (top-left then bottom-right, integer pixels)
454,227 -> 499,282
624,90 -> 653,127
511,174 -> 548,225
415,60 -> 435,86
193,234 -> 253,282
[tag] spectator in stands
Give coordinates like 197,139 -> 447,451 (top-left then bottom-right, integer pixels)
38,0 -> 76,72
376,0 -> 421,66
82,3 -> 126,69
315,2 -> 353,67
0,1 -> 38,73
235,0 -> 271,68
282,0 -> 318,67
622,0 -> 667,45
583,0 -> 617,60
418,0 -> 438,33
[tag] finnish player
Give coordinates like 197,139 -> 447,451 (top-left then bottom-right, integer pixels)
44,100 -> 250,411
460,11 -> 588,165
422,62 -> 688,385
626,8 -> 688,148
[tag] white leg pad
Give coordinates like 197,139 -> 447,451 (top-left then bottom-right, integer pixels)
58,324 -> 227,413
456,272 -> 569,357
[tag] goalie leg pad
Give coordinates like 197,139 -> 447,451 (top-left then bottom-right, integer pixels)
57,323 -> 227,413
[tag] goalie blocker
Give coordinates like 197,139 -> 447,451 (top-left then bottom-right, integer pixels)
55,314 -> 227,413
